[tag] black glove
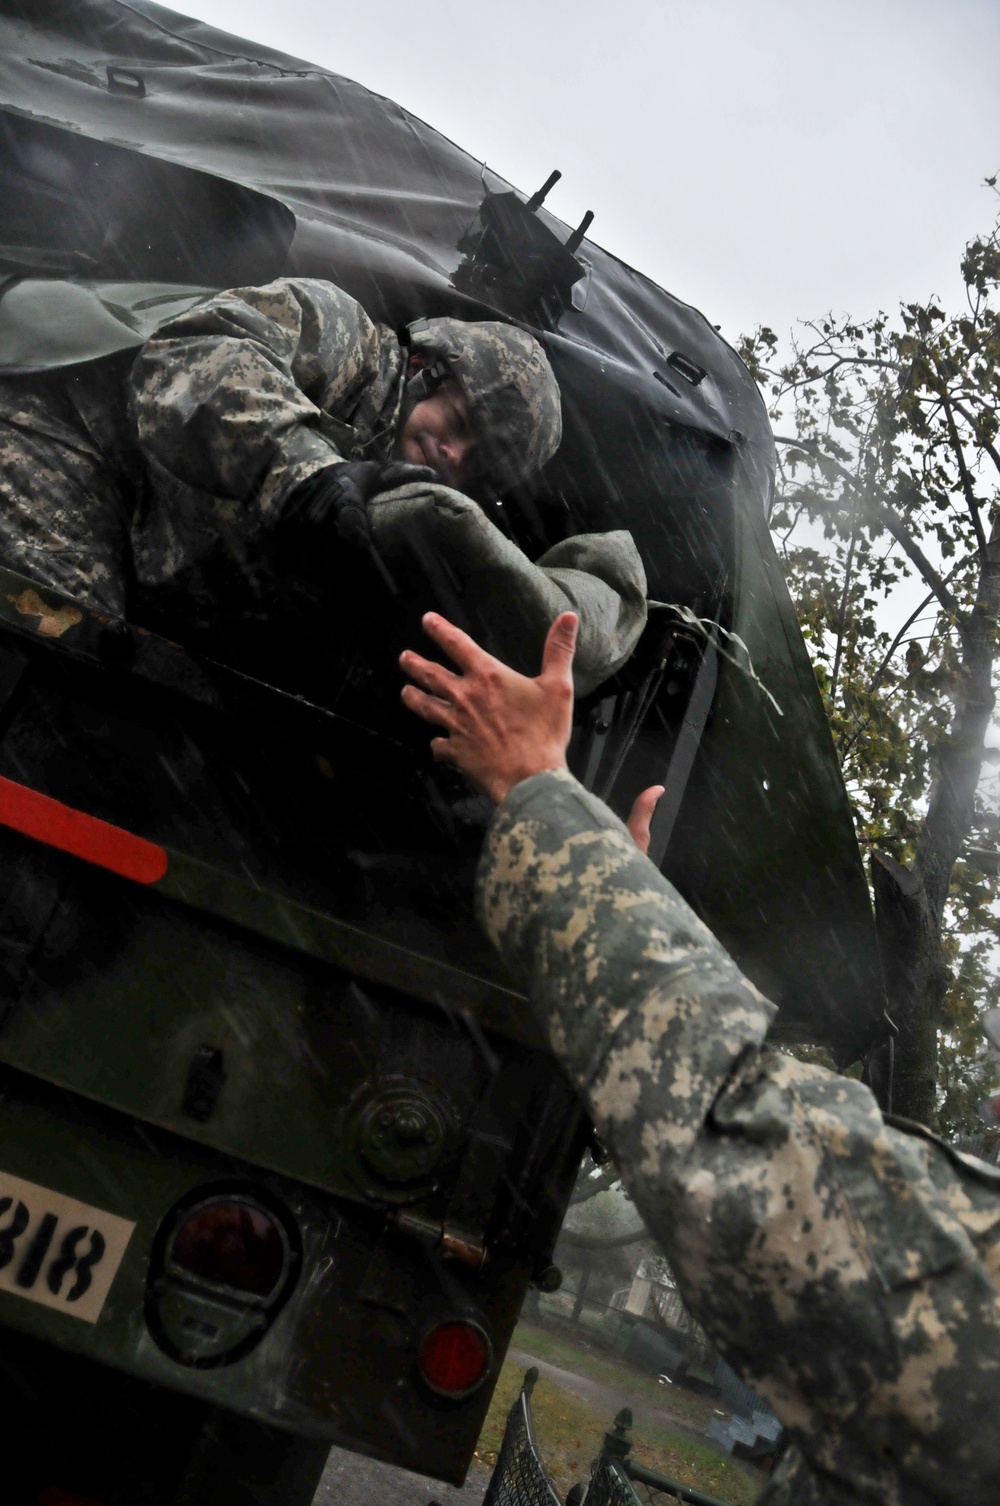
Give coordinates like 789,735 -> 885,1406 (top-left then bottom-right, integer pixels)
283,461 -> 437,549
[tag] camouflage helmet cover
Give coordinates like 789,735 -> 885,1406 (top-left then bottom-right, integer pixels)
407,316 -> 562,491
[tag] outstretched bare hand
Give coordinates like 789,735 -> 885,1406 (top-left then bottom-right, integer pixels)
400,612 -> 579,805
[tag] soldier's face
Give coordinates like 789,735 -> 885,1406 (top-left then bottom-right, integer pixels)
398,380 -> 477,487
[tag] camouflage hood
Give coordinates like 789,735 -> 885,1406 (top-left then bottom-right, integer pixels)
407,317 -> 562,492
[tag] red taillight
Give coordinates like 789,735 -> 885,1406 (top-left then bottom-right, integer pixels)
418,1320 -> 492,1397
170,1200 -> 285,1297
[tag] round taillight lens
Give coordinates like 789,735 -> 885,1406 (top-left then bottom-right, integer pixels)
418,1320 -> 492,1397
170,1199 -> 285,1297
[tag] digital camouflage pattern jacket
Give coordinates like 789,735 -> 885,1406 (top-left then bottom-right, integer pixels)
0,278 -> 646,692
128,276 -> 408,617
132,278 -> 645,692
477,769 -> 1000,1506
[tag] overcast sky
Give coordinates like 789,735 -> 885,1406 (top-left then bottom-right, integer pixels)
186,0 -> 1000,342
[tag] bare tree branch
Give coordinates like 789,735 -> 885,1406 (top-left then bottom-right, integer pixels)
867,540 -> 982,696
869,597 -> 937,696
951,397 -> 1000,481
830,496 -> 859,703
777,353 -> 898,393
938,388 -> 988,557
773,435 -> 962,617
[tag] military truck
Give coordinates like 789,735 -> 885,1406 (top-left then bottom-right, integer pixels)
0,3 -> 887,1502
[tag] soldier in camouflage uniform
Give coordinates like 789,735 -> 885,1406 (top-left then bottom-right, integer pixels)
0,357 -> 141,618
0,278 -> 645,694
400,609 -> 1000,1506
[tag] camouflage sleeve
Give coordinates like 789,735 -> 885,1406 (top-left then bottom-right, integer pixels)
128,279 -> 400,600
477,769 -> 1000,1504
535,531 -> 647,686
368,484 -> 644,693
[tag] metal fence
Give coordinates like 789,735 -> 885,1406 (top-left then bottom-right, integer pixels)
481,1368 -> 562,1506
585,1457 -> 647,1506
583,1408 -> 731,1506
623,1480 -> 682,1506
482,1381 -> 736,1506
616,1460 -> 725,1506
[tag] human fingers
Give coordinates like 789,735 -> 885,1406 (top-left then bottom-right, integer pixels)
429,735 -> 458,765
540,613 -> 579,684
420,612 -> 490,675
626,785 -> 665,857
400,683 -> 456,729
399,648 -> 461,699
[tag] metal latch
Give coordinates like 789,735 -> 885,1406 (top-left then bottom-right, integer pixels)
387,1208 -> 487,1271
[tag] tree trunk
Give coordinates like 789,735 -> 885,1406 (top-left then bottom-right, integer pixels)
874,532 -> 1000,1125
571,1257 -> 592,1323
914,609 -> 1000,919
871,852 -> 951,1124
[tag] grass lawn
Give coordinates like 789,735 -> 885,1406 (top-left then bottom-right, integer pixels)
511,1318 -> 724,1432
475,1356 -> 762,1506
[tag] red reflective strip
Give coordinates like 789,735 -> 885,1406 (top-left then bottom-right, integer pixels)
0,774 -> 168,885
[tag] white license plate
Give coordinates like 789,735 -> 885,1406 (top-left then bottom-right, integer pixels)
0,1170 -> 136,1324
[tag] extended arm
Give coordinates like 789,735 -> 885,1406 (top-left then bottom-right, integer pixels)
375,486 -> 647,694
533,530 -> 648,690
401,612 -> 1000,1506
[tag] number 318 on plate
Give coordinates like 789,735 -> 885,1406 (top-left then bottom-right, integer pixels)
0,1171 -> 136,1324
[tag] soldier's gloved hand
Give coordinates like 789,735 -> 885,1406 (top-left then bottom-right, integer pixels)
284,461 -> 438,548
366,460 -> 440,493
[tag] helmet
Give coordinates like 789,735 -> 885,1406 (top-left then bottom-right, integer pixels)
406,316 -> 562,492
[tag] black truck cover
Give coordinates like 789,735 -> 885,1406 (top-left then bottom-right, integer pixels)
0,0 -> 886,1058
